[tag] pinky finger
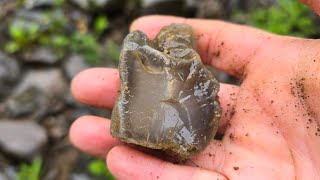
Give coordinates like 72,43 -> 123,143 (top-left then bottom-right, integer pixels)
107,146 -> 228,180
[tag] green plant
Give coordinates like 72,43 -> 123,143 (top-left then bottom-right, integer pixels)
94,15 -> 109,35
232,0 -> 316,37
4,9 -> 67,54
17,157 -> 42,180
4,20 -> 40,53
88,159 -> 115,180
71,32 -> 102,65
3,6 -> 112,65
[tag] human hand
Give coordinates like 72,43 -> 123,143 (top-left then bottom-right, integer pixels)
69,9 -> 320,180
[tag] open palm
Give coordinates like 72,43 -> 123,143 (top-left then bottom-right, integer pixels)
69,14 -> 320,180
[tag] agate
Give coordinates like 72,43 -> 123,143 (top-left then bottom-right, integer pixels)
111,23 -> 221,159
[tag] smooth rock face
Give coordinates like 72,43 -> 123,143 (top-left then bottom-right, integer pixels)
14,68 -> 67,97
22,47 -> 59,64
111,23 -> 221,159
0,121 -> 47,159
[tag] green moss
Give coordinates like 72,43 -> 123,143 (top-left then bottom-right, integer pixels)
70,32 -> 102,65
88,159 -> 115,180
232,0 -> 316,37
3,8 -> 114,65
17,158 -> 42,180
94,15 -> 109,35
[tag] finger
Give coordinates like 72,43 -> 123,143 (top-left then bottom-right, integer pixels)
218,83 -> 239,134
69,115 -> 120,158
71,68 -> 119,109
300,0 -> 320,15
107,146 -> 227,180
71,67 -> 238,134
130,15 -> 278,78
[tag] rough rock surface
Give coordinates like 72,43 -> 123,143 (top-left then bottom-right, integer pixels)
0,52 -> 20,99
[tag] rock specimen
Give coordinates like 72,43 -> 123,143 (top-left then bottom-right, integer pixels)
111,23 -> 221,159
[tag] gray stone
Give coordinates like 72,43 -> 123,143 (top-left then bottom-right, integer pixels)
0,52 -> 21,99
6,69 -> 68,119
140,0 -> 185,15
0,121 -> 47,159
22,47 -> 59,65
71,0 -> 126,11
13,9 -> 65,32
195,0 -> 226,18
1,166 -> 16,180
23,0 -> 57,9
71,0 -> 108,9
14,68 -> 68,97
63,54 -> 89,80
4,86 -> 44,118
71,174 -> 91,180
0,173 -> 7,180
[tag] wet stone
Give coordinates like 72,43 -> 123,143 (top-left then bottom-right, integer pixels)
0,120 -> 47,159
111,23 -> 221,160
4,86 -> 44,118
14,68 -> 67,97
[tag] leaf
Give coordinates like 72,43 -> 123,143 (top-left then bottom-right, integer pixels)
4,41 -> 21,54
88,159 -> 115,180
94,15 -> 109,35
17,157 -> 42,180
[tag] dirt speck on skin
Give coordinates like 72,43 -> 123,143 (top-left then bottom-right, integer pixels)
213,51 -> 220,57
229,133 -> 234,140
229,106 -> 236,118
196,33 -> 204,40
233,166 -> 239,170
242,108 -> 249,113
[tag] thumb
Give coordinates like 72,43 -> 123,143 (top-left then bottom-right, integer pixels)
107,146 -> 228,180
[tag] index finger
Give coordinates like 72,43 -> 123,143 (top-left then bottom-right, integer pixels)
130,15 -> 280,78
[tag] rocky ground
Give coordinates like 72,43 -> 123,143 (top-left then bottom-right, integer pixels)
0,0 -> 318,179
